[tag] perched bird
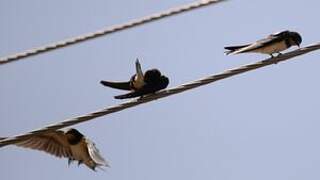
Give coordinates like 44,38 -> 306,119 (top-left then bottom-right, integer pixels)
100,59 -> 169,99
225,30 -> 302,57
2,129 -> 108,171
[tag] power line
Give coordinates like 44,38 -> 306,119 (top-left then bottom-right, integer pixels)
1,42 -> 319,147
0,0 -> 226,65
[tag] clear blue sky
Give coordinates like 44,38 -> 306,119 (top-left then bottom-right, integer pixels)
1,0 -> 320,179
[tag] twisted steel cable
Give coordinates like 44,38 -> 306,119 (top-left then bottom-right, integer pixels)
1,42 -> 319,147
0,0 -> 226,65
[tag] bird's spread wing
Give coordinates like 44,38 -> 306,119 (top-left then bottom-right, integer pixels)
100,80 -> 131,91
15,131 -> 72,158
86,139 -> 108,167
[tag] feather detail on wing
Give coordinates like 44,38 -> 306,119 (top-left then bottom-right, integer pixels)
14,131 -> 73,158
100,80 -> 131,91
86,139 -> 109,167
229,35 -> 283,55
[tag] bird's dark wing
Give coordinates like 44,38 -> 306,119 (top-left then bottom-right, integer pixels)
114,76 -> 169,99
271,30 -> 290,37
256,35 -> 282,46
15,131 -> 73,158
247,31 -> 289,49
100,80 -> 131,91
225,31 -> 291,55
240,34 -> 285,53
114,90 -> 146,99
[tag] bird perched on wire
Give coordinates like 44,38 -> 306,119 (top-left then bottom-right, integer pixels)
2,128 -> 108,171
224,30 -> 302,57
100,59 -> 169,99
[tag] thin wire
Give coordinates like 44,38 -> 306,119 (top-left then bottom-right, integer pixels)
0,0 -> 226,65
1,42 -> 319,147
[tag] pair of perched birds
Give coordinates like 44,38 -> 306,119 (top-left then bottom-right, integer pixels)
101,30 -> 302,100
2,30 -> 302,171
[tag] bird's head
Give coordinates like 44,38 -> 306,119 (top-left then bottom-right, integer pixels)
289,31 -> 302,47
65,128 -> 84,145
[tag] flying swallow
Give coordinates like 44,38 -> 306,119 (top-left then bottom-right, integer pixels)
224,30 -> 302,57
3,129 -> 108,171
100,59 -> 169,99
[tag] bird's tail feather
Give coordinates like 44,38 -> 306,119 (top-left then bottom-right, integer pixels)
86,139 -> 109,168
100,80 -> 131,91
224,45 -> 248,55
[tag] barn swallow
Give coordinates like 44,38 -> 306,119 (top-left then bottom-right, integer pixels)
225,30 -> 302,57
100,59 -> 169,99
4,129 -> 108,171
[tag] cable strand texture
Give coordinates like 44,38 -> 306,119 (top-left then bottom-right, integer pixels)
1,42 -> 319,147
0,0 -> 226,65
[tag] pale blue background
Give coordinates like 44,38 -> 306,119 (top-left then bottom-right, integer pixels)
1,0 -> 320,180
